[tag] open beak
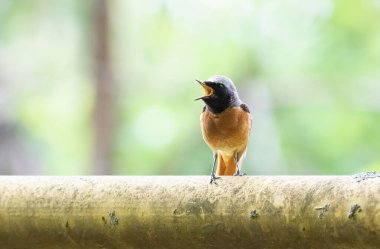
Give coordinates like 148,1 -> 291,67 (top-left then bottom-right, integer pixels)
195,79 -> 214,101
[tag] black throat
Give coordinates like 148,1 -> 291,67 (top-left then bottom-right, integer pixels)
203,95 -> 239,114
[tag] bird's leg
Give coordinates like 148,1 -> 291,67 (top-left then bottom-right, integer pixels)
233,153 -> 245,176
210,153 -> 221,184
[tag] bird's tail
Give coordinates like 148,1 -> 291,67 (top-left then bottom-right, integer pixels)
216,153 -> 236,175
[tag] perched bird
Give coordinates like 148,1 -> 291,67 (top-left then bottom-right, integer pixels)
195,75 -> 252,184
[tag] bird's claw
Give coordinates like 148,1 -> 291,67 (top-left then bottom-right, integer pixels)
210,175 -> 221,185
234,170 -> 247,176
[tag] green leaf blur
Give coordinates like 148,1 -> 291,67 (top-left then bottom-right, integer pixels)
0,0 -> 379,175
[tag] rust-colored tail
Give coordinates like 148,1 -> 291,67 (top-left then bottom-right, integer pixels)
216,153 -> 236,175
216,149 -> 247,176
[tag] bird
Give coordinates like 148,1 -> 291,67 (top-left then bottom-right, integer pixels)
195,75 -> 252,184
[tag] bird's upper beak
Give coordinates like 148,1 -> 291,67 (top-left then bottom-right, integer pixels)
195,79 -> 214,101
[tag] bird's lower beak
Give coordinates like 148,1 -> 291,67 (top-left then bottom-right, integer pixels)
195,79 -> 213,101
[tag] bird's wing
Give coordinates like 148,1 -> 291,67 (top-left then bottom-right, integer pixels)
240,103 -> 252,135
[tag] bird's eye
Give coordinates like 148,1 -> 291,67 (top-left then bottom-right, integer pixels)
218,83 -> 225,88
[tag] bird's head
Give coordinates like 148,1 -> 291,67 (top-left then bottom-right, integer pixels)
195,75 -> 241,114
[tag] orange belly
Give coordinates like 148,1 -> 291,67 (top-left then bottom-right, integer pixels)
201,106 -> 251,175
201,106 -> 251,155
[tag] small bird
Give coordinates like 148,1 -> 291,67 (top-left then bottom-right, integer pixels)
195,75 -> 252,184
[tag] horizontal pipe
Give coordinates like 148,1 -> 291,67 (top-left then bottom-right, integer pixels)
0,176 -> 379,249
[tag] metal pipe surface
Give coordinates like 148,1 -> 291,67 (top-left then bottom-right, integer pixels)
0,176 -> 379,249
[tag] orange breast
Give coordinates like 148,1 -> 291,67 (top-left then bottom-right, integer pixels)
200,106 -> 251,154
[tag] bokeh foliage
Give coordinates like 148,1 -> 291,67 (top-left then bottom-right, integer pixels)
0,0 -> 379,175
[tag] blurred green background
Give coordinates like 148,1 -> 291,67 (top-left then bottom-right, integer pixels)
0,0 -> 379,175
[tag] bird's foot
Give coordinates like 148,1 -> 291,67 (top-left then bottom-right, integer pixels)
234,170 -> 247,176
210,174 -> 221,185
